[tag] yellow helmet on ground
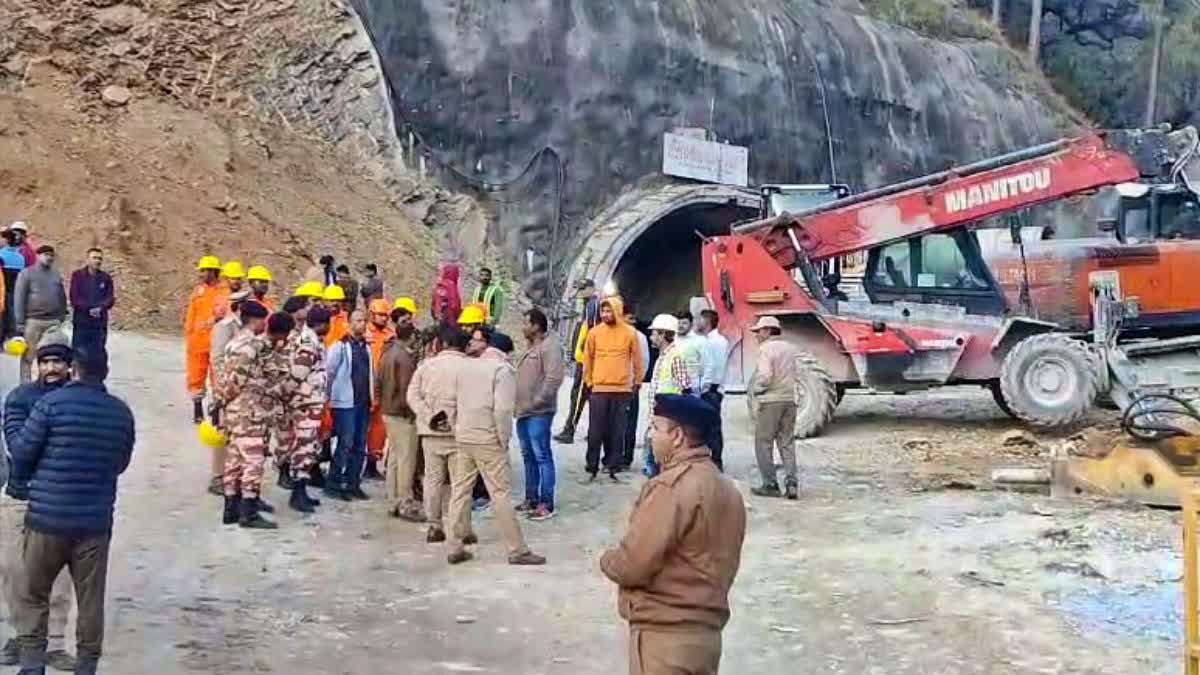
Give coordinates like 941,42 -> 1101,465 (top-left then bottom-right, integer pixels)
323,284 -> 346,301
196,255 -> 221,271
4,337 -> 27,358
458,304 -> 486,326
393,297 -> 418,315
221,261 -> 246,279
247,265 -> 272,282
198,421 -> 226,449
294,281 -> 324,299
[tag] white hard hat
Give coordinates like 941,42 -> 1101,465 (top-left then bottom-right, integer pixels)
7,221 -> 27,233
751,315 -> 782,331
650,314 -> 679,333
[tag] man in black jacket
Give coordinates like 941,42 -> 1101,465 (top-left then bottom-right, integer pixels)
0,332 -> 75,670
7,347 -> 135,675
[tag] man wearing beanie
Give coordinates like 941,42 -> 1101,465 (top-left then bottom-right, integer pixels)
217,300 -> 278,529
0,331 -> 76,670
601,394 -> 746,674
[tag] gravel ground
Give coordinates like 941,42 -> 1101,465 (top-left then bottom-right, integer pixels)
0,332 -> 1184,674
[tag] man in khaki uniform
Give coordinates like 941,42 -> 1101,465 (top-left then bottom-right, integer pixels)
747,316 -> 801,500
445,332 -> 545,566
601,394 -> 746,675
407,325 -> 476,544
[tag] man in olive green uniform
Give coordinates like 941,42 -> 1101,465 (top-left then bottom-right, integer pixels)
601,394 -> 746,675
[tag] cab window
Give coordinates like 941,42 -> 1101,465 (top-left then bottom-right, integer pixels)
1158,193 -> 1200,240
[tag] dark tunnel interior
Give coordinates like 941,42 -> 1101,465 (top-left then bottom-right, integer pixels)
613,201 -> 757,322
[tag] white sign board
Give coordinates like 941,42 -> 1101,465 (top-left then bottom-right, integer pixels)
662,133 -> 749,187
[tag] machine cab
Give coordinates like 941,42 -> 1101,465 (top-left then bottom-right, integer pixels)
1112,184 -> 1200,242
863,228 -> 1008,316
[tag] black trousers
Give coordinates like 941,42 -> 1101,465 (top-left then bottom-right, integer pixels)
71,323 -> 108,364
562,364 -> 591,433
587,392 -> 630,474
701,390 -> 725,471
621,393 -> 639,467
17,530 -> 111,670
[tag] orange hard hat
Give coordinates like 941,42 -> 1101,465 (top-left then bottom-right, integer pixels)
368,298 -> 391,315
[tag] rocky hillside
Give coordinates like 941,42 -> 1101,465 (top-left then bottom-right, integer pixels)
350,0 -> 1085,301
0,0 -> 489,331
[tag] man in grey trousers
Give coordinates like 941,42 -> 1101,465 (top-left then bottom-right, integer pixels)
13,246 -> 67,383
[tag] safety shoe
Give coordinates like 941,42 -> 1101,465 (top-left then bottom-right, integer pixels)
784,479 -> 799,501
289,483 -> 315,513
323,485 -> 351,502
515,500 -> 536,513
363,460 -> 385,481
751,482 -> 783,498
462,533 -> 478,545
0,638 -> 17,666
607,471 -> 622,484
44,649 -> 75,671
508,551 -> 547,566
447,550 -> 474,565
222,495 -> 241,525
277,464 -> 295,490
207,476 -> 223,496
552,428 -> 574,444
348,486 -> 370,501
239,499 -> 278,530
192,397 -> 205,425
426,526 -> 446,543
527,505 -> 556,521
257,498 -> 275,514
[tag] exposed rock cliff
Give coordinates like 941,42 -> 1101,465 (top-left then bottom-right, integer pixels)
350,0 -> 1083,299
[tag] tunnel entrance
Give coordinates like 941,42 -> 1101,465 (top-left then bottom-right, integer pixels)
613,201 -> 757,319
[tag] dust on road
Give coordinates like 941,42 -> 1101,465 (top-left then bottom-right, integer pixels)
0,332 -> 1183,674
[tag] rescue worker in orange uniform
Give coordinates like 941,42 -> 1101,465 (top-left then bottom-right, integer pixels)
184,255 -> 223,423
363,298 -> 395,480
322,285 -> 350,348
247,265 -> 274,311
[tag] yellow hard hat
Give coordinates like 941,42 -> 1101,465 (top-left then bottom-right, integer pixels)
458,304 -> 486,326
4,337 -> 27,357
197,420 -> 226,449
322,284 -> 346,301
393,297 -> 417,315
221,261 -> 246,279
196,255 -> 221,271
247,265 -> 272,282
294,281 -> 323,298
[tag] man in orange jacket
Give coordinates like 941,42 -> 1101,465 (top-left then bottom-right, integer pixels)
363,298 -> 395,480
185,255 -> 224,423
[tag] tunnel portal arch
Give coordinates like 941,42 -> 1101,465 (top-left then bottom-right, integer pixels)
559,183 -> 760,319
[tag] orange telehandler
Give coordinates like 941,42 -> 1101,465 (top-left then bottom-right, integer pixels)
704,125 -> 1200,436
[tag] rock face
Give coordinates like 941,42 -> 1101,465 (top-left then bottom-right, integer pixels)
350,0 -> 1079,298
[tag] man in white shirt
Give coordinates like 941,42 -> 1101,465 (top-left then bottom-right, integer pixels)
695,309 -> 729,470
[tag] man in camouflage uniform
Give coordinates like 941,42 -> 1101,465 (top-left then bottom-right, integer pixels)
277,303 -> 330,513
218,300 -> 278,530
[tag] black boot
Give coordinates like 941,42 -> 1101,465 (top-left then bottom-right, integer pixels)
309,464 -> 326,488
257,498 -> 275,514
193,397 -> 205,424
222,495 -> 240,525
239,498 -> 278,529
289,481 -> 315,513
363,459 -> 384,481
553,427 -> 575,443
277,463 -> 295,490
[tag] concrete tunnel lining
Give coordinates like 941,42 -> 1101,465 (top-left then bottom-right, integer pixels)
560,183 -> 761,320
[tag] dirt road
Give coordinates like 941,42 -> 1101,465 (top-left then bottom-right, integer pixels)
0,332 -> 1183,673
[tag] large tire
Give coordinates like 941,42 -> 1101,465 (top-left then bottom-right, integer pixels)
999,334 -> 1099,428
989,381 -> 1017,419
794,350 -> 838,438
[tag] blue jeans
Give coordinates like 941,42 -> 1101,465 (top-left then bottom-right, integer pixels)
331,405 -> 369,490
516,414 -> 556,510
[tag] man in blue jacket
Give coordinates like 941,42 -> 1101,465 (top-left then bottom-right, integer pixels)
325,310 -> 373,501
7,347 -> 135,675
0,332 -> 75,671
